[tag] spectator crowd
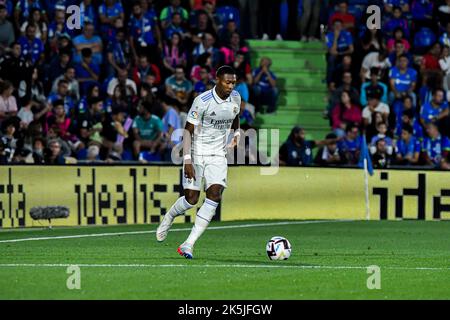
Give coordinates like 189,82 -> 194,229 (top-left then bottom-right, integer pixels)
280,0 -> 450,170
0,0 -> 280,164
1,0 -> 448,171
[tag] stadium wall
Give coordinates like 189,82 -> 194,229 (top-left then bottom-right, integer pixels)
0,166 -> 449,228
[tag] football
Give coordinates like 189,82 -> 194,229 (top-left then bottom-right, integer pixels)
266,236 -> 292,260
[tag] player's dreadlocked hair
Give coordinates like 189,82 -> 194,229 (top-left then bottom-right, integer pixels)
216,65 -> 236,78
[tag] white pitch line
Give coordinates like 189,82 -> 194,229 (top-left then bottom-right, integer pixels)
0,263 -> 448,271
0,220 -> 352,244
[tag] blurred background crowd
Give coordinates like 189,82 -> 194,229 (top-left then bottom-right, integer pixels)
279,0 -> 450,170
0,0 -> 264,164
0,0 -> 449,170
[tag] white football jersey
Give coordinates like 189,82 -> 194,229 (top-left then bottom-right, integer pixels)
186,87 -> 241,157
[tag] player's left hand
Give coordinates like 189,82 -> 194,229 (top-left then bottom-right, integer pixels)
227,136 -> 239,149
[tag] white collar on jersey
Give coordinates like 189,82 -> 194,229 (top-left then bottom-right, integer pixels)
212,86 -> 231,104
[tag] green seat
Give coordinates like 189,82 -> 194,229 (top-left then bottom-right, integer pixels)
250,40 -> 330,150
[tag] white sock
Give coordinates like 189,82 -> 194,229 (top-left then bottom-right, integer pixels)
167,196 -> 194,218
185,199 -> 218,246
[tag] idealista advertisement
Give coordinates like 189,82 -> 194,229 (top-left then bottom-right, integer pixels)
224,167 -> 450,221
0,166 -> 201,229
0,166 -> 449,228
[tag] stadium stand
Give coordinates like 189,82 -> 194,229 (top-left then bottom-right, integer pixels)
318,0 -> 450,170
0,0 -> 449,170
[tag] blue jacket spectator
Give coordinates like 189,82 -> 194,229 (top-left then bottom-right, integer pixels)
338,124 -> 362,165
128,1 -> 158,50
383,6 -> 409,38
421,122 -> 450,169
326,21 -> 353,54
98,0 -> 124,41
411,0 -> 433,21
395,124 -> 421,165
80,0 -> 98,28
72,22 -> 103,66
413,27 -> 437,54
420,89 -> 449,125
389,54 -> 418,106
18,23 -> 44,64
216,5 -> 240,29
252,57 -> 278,114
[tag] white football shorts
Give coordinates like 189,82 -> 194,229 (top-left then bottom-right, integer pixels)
182,155 -> 228,191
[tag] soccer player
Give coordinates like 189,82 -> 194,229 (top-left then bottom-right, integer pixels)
156,66 -> 242,259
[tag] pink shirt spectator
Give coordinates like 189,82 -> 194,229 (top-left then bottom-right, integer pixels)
331,104 -> 362,129
163,44 -> 187,69
387,38 -> 410,53
191,0 -> 216,10
44,111 -> 72,141
219,46 -> 249,66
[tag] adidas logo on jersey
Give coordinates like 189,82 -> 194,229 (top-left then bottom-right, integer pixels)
211,112 -> 216,116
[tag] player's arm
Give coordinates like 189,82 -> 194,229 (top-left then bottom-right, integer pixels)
229,99 -> 244,148
228,114 -> 241,149
184,97 -> 204,179
183,122 -> 195,180
231,114 -> 240,131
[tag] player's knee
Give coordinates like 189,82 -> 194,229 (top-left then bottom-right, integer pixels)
206,191 -> 222,203
184,191 -> 199,205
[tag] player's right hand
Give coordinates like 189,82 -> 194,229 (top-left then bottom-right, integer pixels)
184,163 -> 196,181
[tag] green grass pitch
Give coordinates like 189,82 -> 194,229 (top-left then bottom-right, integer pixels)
0,220 -> 449,300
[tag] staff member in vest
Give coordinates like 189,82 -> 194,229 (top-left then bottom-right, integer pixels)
278,126 -> 340,166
